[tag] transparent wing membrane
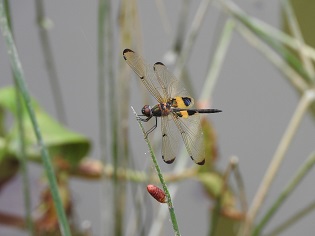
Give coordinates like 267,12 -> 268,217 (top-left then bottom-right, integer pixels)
172,113 -> 205,165
153,62 -> 191,100
161,115 -> 179,164
123,49 -> 164,103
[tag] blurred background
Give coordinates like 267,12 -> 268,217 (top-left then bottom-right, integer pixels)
0,0 -> 314,235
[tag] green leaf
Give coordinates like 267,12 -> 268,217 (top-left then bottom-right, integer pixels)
0,86 -> 90,165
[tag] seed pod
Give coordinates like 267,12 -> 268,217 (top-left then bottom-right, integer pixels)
147,184 -> 167,203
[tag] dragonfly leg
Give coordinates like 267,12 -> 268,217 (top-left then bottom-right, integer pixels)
137,114 -> 152,122
144,116 -> 157,138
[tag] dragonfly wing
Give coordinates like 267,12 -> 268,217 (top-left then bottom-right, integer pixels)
161,115 -> 180,164
123,49 -> 165,103
153,62 -> 191,100
172,112 -> 205,165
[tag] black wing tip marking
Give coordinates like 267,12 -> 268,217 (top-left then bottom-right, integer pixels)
155,62 -> 165,66
190,156 -> 205,165
162,155 -> 175,164
123,48 -> 134,54
123,48 -> 134,60
154,62 -> 165,71
197,159 -> 205,165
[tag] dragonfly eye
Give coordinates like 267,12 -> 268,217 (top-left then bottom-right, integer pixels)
142,105 -> 152,117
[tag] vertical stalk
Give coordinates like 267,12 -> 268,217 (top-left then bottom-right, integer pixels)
4,1 -> 34,234
0,4 -> 71,235
253,152 -> 315,236
210,158 -> 234,236
265,199 -> 315,236
34,0 -> 67,124
281,0 -> 315,81
3,0 -> 34,235
200,18 -> 234,101
15,86 -> 34,235
243,89 -> 315,235
174,0 -> 213,79
97,0 -> 109,235
132,107 -> 181,236
98,0 -> 122,234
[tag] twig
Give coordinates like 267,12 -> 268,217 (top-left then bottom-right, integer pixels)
237,23 -> 308,93
200,18 -> 234,101
231,156 -> 248,215
34,0 -> 67,124
281,0 -> 315,81
174,0 -> 213,79
0,4 -> 71,236
243,89 -> 315,235
264,199 -> 315,236
131,106 -> 181,236
253,152 -> 315,236
210,157 -> 235,236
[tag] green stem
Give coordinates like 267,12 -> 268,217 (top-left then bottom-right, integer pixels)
97,0 -> 109,235
174,0 -> 213,96
97,0 -> 107,166
173,0 -> 190,53
243,89 -> 315,235
34,0 -> 67,124
5,1 -> 34,233
0,4 -> 71,236
264,199 -> 315,236
131,107 -> 181,236
200,18 -> 234,101
220,0 -> 315,62
281,0 -> 315,81
253,152 -> 315,236
15,87 -> 34,235
237,23 -> 308,93
221,0 -> 313,84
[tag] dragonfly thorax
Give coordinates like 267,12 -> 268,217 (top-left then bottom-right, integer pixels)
142,103 -> 172,118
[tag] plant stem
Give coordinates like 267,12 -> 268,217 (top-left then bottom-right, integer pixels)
253,152 -> 315,236
281,0 -> 315,81
210,158 -> 234,236
200,18 -> 234,101
231,156 -> 248,216
34,0 -> 67,124
4,1 -> 34,233
220,0 -> 315,62
131,107 -> 181,236
174,0 -> 213,79
0,4 -> 71,236
97,0 -> 110,235
242,89 -> 315,235
15,87 -> 34,236
237,23 -> 308,93
264,199 -> 315,236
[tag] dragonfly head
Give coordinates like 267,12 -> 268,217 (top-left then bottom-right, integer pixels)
142,105 -> 152,117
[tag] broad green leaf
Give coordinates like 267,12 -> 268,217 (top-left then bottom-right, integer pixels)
0,86 -> 90,165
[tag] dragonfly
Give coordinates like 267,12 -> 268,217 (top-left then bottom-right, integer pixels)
123,48 -> 222,165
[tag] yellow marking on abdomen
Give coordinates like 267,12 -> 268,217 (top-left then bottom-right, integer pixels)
179,111 -> 189,118
175,96 -> 194,108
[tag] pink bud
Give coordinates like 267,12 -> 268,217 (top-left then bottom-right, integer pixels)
147,184 -> 167,203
